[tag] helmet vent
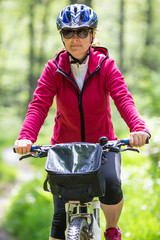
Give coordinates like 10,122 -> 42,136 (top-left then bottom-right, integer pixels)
81,5 -> 84,10
66,12 -> 71,22
80,11 -> 85,21
61,10 -> 63,17
74,7 -> 77,15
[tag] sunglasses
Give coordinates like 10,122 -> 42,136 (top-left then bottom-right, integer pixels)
61,28 -> 92,39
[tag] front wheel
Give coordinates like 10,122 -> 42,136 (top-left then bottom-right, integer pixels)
67,217 -> 89,240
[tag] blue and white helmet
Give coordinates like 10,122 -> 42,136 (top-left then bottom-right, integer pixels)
56,4 -> 98,30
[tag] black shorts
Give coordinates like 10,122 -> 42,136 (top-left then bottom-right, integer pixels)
50,152 -> 123,239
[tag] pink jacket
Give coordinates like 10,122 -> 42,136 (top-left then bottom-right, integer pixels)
18,47 -> 149,144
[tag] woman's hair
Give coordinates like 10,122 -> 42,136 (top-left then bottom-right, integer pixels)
54,47 -> 66,57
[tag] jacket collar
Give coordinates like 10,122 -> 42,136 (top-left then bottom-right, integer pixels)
88,47 -> 109,74
55,50 -> 71,75
55,46 -> 109,76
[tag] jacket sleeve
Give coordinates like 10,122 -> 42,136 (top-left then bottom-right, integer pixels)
18,61 -> 57,143
105,59 -> 150,134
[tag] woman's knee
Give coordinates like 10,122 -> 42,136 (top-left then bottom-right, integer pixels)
99,180 -> 123,205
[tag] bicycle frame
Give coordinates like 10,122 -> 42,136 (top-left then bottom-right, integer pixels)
65,199 -> 102,239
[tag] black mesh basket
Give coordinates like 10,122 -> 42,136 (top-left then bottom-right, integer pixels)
44,142 -> 106,203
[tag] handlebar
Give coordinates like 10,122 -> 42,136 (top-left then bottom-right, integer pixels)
13,136 -> 149,161
13,145 -> 53,160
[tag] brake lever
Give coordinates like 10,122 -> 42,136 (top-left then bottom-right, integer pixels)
19,153 -> 33,161
109,146 -> 120,152
14,144 -> 52,161
19,150 -> 41,161
120,147 -> 139,153
103,146 -> 120,152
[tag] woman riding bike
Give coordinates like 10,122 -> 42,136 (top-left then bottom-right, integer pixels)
14,4 -> 150,240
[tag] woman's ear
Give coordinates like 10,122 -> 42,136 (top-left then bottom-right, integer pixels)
92,32 -> 96,41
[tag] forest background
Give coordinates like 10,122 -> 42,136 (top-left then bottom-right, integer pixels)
0,0 -> 160,239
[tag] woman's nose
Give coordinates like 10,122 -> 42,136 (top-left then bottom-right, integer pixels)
72,32 -> 79,39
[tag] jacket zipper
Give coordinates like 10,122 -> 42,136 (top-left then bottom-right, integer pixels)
56,68 -> 86,141
77,92 -> 85,142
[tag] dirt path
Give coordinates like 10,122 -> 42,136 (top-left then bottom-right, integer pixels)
0,227 -> 15,240
0,182 -> 17,240
0,147 -> 35,240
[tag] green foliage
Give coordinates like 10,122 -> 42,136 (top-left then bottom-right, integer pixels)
100,150 -> 160,239
0,106 -> 23,146
1,0 -> 160,115
1,0 -> 160,119
0,162 -> 17,196
94,0 -> 160,117
120,152 -> 160,240
3,179 -> 53,240
142,117 -> 160,163
0,0 -> 68,112
0,128 -> 17,196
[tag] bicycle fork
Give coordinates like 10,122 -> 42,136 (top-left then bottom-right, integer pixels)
65,200 -> 102,239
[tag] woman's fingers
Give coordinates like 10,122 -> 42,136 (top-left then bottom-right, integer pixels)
14,139 -> 32,154
129,132 -> 150,147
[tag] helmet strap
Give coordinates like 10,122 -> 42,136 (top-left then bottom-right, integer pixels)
67,47 -> 91,65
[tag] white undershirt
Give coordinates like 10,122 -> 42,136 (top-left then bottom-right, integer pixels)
70,57 -> 89,91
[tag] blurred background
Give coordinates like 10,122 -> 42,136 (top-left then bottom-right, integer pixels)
0,0 -> 160,239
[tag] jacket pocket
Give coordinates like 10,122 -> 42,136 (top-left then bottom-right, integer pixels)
56,114 -> 61,119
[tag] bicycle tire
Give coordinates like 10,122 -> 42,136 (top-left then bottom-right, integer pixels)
67,217 -> 89,240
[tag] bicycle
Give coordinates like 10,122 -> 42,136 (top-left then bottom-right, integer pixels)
14,137 -> 141,240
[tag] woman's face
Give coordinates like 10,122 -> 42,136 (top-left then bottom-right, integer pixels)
61,28 -> 95,61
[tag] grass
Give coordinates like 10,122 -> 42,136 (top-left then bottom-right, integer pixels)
3,179 -> 53,240
120,151 -> 160,240
99,150 -> 160,240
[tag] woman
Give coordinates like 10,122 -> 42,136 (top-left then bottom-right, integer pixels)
15,4 -> 150,240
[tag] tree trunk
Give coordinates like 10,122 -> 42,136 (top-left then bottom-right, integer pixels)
70,0 -> 92,7
28,1 -> 53,104
142,0 -> 154,69
38,0 -> 52,66
145,0 -> 153,46
119,0 -> 125,73
28,2 -> 35,103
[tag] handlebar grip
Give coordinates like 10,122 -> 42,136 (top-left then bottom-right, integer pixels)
123,139 -> 129,145
30,146 -> 37,151
123,138 -> 149,146
13,145 -> 37,153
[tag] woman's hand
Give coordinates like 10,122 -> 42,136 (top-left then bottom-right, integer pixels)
14,139 -> 33,155
129,131 -> 150,147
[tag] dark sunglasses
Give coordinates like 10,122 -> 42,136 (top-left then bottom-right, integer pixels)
61,28 -> 92,39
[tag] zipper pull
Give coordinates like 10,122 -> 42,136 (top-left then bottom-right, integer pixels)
77,91 -> 82,106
